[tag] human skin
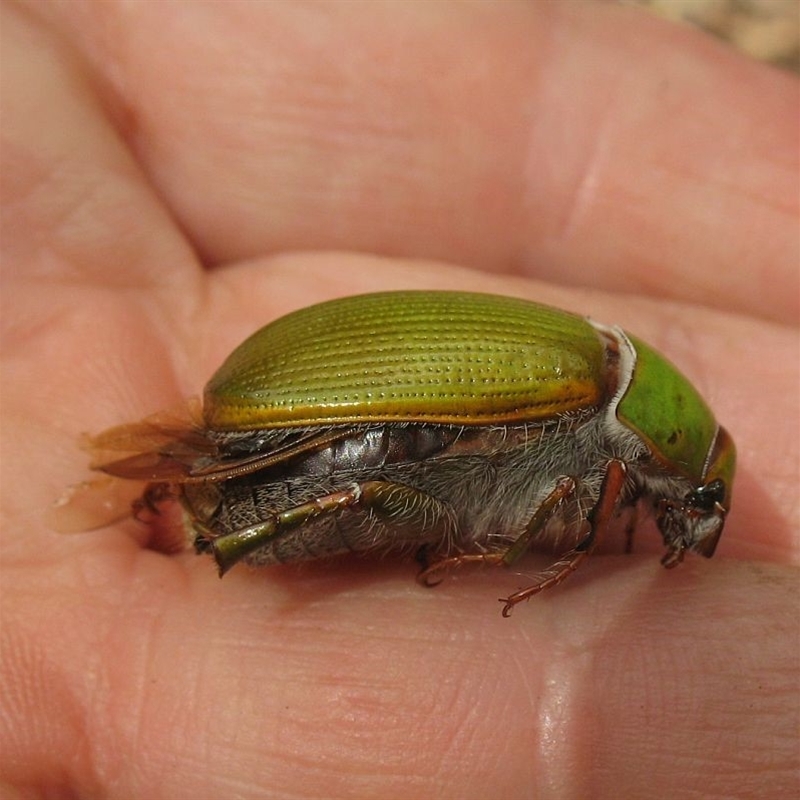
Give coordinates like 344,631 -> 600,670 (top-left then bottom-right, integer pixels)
1,2 -> 798,798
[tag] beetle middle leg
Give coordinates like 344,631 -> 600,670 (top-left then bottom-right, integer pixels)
210,480 -> 455,575
417,460 -> 628,616
417,475 -> 578,586
499,459 -> 628,616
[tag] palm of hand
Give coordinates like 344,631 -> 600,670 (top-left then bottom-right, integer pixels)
2,4 -> 797,798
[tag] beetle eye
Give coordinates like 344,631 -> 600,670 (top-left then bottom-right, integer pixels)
688,478 -> 726,511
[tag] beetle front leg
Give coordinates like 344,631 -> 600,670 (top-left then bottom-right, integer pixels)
210,480 -> 454,575
499,459 -> 628,616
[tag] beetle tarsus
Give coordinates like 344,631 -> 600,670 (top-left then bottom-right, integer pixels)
417,552 -> 505,587
661,547 -> 685,568
498,547 -> 592,616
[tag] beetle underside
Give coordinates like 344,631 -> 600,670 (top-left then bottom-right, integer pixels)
132,415 -> 699,614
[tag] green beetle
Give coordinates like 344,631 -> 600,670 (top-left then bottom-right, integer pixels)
92,291 -> 735,615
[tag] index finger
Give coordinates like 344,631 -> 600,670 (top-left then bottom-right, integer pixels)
38,0 -> 800,322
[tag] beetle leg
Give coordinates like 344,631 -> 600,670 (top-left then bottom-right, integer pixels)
211,480 -> 454,575
501,476 -> 578,565
417,476 -> 577,587
415,544 -> 503,583
417,552 -> 505,587
499,459 -> 628,616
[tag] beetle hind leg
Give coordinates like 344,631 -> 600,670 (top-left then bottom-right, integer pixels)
210,480 -> 455,575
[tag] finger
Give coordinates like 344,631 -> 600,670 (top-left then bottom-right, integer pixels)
5,243 -> 793,628
34,0 -> 800,321
12,253 -> 793,582
1,4 -> 207,522
3,556 -> 796,798
0,3 -> 196,290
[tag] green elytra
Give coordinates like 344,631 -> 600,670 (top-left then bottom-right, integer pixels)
204,290 -> 726,486
204,291 -> 608,428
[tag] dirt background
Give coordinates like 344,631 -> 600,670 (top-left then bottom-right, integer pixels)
631,0 -> 799,72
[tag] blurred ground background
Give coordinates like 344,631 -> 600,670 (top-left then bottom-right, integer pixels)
629,0 -> 799,72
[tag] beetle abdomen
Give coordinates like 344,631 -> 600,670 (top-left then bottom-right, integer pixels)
187,416 -> 616,567
204,291 -> 609,430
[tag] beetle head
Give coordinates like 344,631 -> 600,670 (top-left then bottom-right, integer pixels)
656,425 -> 735,566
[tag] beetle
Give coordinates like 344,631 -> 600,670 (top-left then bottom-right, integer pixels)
87,291 -> 735,615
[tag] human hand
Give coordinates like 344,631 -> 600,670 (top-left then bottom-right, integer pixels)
2,3 -> 797,798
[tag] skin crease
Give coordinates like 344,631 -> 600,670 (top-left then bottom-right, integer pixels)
0,1 -> 798,798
